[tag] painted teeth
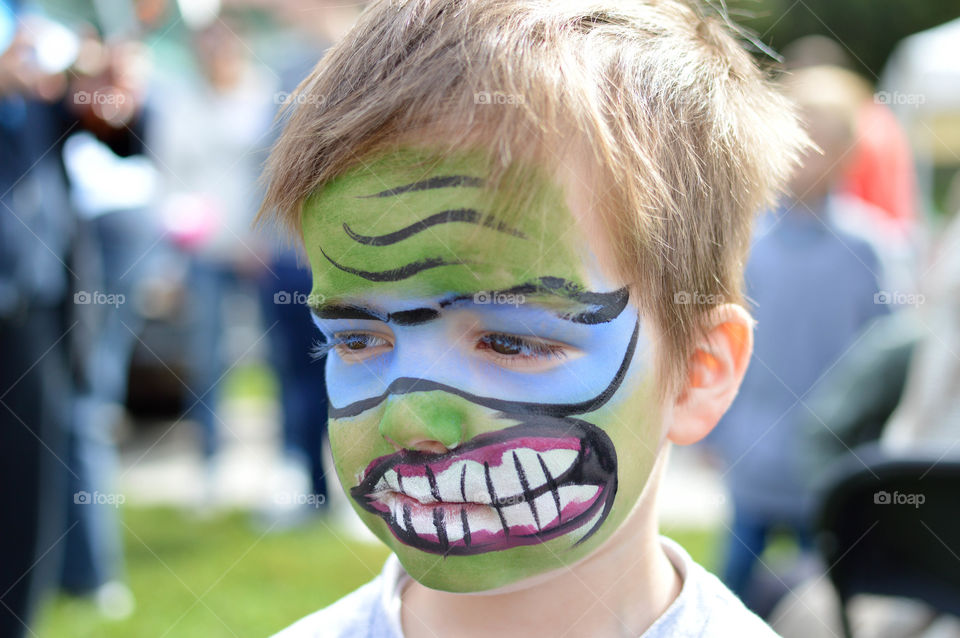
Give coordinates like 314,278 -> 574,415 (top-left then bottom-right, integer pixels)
558,485 -> 600,513
539,449 -> 579,481
379,447 -> 579,506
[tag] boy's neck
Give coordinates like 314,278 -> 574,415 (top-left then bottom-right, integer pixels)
400,460 -> 681,638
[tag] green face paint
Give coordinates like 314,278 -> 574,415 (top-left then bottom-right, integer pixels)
303,147 -> 590,306
304,147 -> 662,592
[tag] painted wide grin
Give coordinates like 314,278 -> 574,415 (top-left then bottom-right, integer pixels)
351,422 -> 617,555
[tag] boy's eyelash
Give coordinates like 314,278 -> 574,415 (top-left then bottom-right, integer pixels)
310,332 -> 391,361
309,338 -> 335,361
310,332 -> 567,362
477,333 -> 568,359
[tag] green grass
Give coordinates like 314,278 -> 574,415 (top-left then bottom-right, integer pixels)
222,364 -> 278,402
33,507 -> 722,637
33,508 -> 390,638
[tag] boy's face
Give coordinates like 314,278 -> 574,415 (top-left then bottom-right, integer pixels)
304,148 -> 663,592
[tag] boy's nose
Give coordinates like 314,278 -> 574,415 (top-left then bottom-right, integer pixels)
378,391 -> 465,453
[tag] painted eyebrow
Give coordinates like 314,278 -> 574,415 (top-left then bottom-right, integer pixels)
438,278 -> 630,325
311,304 -> 441,326
357,175 -> 485,198
310,279 -> 629,326
343,208 -> 527,246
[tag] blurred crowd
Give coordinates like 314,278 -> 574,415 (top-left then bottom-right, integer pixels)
700,33 -> 960,638
0,1 -> 362,635
1,2 -> 959,638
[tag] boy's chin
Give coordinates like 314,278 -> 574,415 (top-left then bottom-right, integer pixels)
374,519 -> 614,593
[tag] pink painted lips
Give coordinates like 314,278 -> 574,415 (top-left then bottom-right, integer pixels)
350,421 -> 618,555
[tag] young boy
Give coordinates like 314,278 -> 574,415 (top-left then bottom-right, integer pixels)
261,1 -> 807,636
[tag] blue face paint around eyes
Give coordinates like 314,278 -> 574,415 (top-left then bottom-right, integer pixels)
312,296 -> 643,413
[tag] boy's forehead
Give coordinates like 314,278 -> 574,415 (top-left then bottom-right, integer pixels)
301,147 -> 602,303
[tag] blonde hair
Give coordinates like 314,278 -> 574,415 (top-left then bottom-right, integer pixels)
259,0 -> 809,395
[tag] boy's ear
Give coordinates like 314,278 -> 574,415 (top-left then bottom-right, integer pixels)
667,304 -> 753,446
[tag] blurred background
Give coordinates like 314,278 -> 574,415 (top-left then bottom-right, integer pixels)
1,0 -> 959,636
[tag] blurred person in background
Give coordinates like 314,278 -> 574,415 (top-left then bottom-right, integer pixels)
782,38 -> 921,302
0,2 -> 77,635
881,174 -> 960,455
147,13 -> 276,499
57,25 -> 156,617
784,35 -> 919,240
769,178 -> 960,638
702,65 -> 889,616
255,0 -> 365,528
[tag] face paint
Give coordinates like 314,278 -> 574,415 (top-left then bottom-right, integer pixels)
303,148 -> 662,592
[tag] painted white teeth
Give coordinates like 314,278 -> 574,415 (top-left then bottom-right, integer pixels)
384,469 -> 400,492
435,461 -> 467,502
512,448 -> 548,491
533,492 -> 561,529
502,501 -> 538,531
398,474 -> 436,503
377,446 -> 596,545
410,509 -> 436,536
557,485 -> 600,513
540,449 -> 579,480
434,459 -> 490,504
391,498 -> 407,531
487,455 -> 523,503
444,509 -> 464,543
466,506 -> 502,535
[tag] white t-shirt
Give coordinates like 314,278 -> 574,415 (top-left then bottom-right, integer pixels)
272,536 -> 781,637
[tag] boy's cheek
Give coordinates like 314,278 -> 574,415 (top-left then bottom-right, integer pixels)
328,414 -> 392,486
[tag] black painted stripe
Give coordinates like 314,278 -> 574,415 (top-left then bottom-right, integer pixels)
433,508 -> 449,552
513,450 -> 542,531
328,319 -> 639,419
459,465 -> 467,502
319,246 -> 464,282
311,304 -> 440,326
460,508 -> 471,547
425,465 -> 441,502
389,307 -> 440,326
484,461 -> 509,537
343,209 -> 526,246
311,304 -> 385,321
439,278 -> 630,325
403,502 -> 413,532
538,453 -> 562,524
358,175 -> 485,198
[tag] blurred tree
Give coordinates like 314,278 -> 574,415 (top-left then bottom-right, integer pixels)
729,0 -> 959,81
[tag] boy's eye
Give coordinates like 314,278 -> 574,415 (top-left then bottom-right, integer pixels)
344,334 -> 376,350
327,331 -> 393,362
482,334 -> 527,356
475,332 -> 570,372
